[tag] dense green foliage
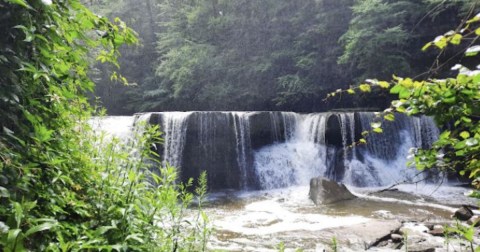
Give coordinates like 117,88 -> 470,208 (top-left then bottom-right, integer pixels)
336,9 -> 480,194
90,0 -> 472,114
0,1 -> 209,250
390,14 -> 480,192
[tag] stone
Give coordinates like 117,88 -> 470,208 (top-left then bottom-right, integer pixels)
402,235 -> 443,252
309,177 -> 356,205
390,233 -> 403,242
453,206 -> 474,221
322,219 -> 402,250
467,215 -> 480,227
428,226 -> 444,237
249,112 -> 286,150
399,222 -> 429,236
325,114 -> 343,148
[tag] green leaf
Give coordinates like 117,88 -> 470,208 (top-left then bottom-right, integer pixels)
433,36 -> 447,49
5,0 -> 32,9
476,28 -> 480,36
399,89 -> 410,99
95,226 -> 117,236
466,138 -> 479,147
378,81 -> 390,89
25,222 -> 57,237
24,34 -> 34,42
463,227 -> 474,241
466,46 -> 480,57
371,122 -> 381,129
359,84 -> 371,92
455,140 -> 467,150
439,131 -> 450,139
347,89 -> 355,94
442,96 -> 456,104
13,202 -> 23,229
7,229 -> 22,246
421,42 -> 432,51
384,113 -> 395,121
125,234 -> 145,243
0,186 -> 9,198
450,33 -> 462,45
390,84 -> 403,94
460,131 -> 470,139
373,127 -> 383,133
462,117 -> 472,123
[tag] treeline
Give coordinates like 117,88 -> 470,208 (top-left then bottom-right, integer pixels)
87,0 -> 476,114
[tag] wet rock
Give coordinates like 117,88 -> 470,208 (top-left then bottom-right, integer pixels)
467,215 -> 480,227
325,114 -> 343,148
453,206 -> 474,221
309,177 -> 356,205
249,112 -> 286,150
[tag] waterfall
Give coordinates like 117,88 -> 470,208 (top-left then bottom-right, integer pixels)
254,113 -> 328,189
90,116 -> 136,139
233,112 -> 252,189
96,111 -> 441,191
161,112 -> 192,168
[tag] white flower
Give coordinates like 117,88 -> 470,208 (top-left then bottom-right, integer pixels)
41,0 -> 52,5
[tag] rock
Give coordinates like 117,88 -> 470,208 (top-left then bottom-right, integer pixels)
390,233 -> 403,242
402,235 -> 442,252
309,177 -> 356,205
322,219 -> 402,250
467,215 -> 480,227
453,206 -> 474,221
399,222 -> 429,236
325,114 -> 343,148
428,226 -> 444,237
249,112 -> 287,150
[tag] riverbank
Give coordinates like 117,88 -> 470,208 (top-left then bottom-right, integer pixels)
203,185 -> 478,251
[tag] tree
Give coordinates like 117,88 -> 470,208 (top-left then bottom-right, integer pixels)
0,1 -> 210,250
341,0 -> 460,79
335,6 -> 480,196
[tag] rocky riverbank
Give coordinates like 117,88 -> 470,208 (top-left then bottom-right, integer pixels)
203,183 -> 478,251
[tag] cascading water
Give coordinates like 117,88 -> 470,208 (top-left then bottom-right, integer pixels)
233,112 -> 252,189
98,111 -> 441,190
254,113 -> 328,189
160,112 -> 192,168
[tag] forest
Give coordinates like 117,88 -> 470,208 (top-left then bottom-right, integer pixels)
2,0 -> 480,251
89,0 -> 474,114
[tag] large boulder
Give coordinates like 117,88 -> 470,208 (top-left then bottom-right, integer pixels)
309,177 -> 356,205
453,205 -> 474,221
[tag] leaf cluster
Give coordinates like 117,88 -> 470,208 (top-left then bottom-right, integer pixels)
0,1 -> 209,250
339,12 -> 480,196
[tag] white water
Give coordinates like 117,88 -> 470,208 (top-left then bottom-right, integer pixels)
94,112 -> 444,190
93,113 -> 477,251
90,116 -> 135,139
254,112 -> 441,189
160,112 -> 191,168
233,112 -> 252,189
254,113 -> 327,189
